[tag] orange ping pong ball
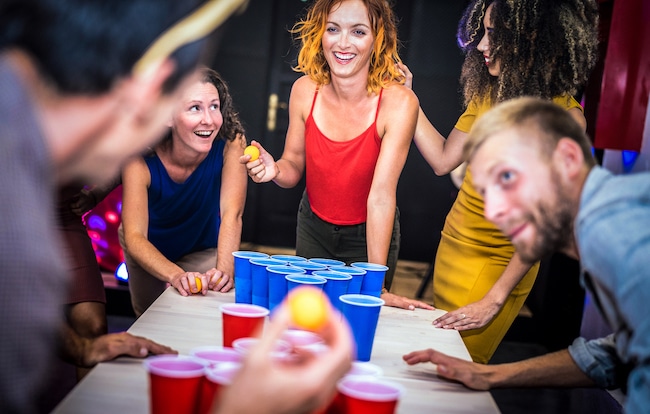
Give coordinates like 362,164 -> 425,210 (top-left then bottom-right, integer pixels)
244,145 -> 260,161
191,276 -> 202,294
288,286 -> 329,331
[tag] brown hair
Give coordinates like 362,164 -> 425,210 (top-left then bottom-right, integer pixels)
200,67 -> 245,142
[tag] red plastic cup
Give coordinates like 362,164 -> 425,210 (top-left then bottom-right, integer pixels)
231,337 -> 292,360
189,345 -> 243,367
337,376 -> 404,414
347,361 -> 383,377
220,303 -> 269,347
318,362 -> 384,413
196,362 -> 242,414
281,329 -> 325,352
144,355 -> 208,414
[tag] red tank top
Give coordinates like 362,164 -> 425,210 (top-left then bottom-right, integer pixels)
305,87 -> 383,225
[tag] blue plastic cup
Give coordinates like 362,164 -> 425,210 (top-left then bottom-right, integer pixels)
340,294 -> 385,361
290,261 -> 328,275
314,270 -> 352,313
266,265 -> 306,312
233,251 -> 269,304
308,258 -> 345,268
250,258 -> 287,309
285,274 -> 327,292
328,266 -> 366,294
351,262 -> 389,297
270,254 -> 308,264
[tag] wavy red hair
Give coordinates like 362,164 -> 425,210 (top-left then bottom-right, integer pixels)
291,0 -> 404,94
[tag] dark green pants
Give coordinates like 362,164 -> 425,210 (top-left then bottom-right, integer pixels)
295,192 -> 400,290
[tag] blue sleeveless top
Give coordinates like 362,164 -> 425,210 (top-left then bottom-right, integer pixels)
146,139 -> 226,262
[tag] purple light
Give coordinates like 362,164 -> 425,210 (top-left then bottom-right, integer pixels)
86,215 -> 107,231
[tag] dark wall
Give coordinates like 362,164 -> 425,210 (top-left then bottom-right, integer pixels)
213,0 -> 467,262
397,1 -> 466,261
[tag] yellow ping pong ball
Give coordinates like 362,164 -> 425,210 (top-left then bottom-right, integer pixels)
244,145 -> 260,161
191,276 -> 202,294
288,286 -> 329,331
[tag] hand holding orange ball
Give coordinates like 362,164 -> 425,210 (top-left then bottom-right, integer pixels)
190,276 -> 202,294
244,145 -> 259,161
288,286 -> 330,331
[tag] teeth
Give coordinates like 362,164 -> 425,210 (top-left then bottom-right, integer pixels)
195,131 -> 212,137
334,52 -> 354,61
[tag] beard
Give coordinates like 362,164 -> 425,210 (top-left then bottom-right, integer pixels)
513,176 -> 575,263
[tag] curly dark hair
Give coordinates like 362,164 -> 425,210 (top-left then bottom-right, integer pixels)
200,68 -> 245,142
457,0 -> 599,106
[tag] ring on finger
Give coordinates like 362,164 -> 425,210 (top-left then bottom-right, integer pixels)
460,313 -> 466,319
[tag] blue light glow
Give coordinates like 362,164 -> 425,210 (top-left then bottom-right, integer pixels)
622,150 -> 638,173
114,261 -> 129,283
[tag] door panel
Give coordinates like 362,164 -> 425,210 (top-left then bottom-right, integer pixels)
253,0 -> 308,247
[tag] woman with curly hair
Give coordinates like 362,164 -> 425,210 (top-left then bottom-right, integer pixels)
402,0 -> 599,363
120,67 -> 247,316
243,0 -> 433,310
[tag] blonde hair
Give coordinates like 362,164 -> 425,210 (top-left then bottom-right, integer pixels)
291,0 -> 404,94
464,97 -> 596,167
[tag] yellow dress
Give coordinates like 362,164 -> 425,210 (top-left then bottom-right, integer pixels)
433,95 -> 582,363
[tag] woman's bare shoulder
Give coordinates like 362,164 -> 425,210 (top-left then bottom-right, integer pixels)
291,75 -> 318,96
382,82 -> 418,103
380,83 -> 419,115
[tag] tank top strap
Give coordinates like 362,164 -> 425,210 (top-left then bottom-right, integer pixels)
308,86 -> 320,119
374,88 -> 384,123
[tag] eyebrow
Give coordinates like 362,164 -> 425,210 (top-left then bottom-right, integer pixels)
326,20 -> 371,29
187,98 -> 220,104
133,0 -> 248,76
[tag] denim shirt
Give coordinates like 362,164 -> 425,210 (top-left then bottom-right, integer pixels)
568,167 -> 650,414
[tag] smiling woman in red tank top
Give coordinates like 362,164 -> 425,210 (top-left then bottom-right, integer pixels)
241,0 -> 433,311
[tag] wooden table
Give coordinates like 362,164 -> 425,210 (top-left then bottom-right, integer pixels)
53,288 -> 500,413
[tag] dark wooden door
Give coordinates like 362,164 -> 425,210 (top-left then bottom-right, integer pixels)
251,0 -> 309,248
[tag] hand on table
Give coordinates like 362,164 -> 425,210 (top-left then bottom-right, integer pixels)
381,291 -> 435,311
403,348 -> 490,390
215,300 -> 354,414
81,332 -> 176,368
240,140 -> 278,183
171,269 -> 234,296
206,268 -> 233,292
170,271 -> 207,296
432,299 -> 500,331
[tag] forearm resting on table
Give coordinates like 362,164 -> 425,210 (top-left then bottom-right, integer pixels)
59,323 -> 93,367
126,236 -> 183,283
487,349 -> 596,389
216,222 -> 241,276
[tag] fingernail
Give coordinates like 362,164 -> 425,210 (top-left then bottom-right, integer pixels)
409,305 -> 415,311
139,348 -> 147,356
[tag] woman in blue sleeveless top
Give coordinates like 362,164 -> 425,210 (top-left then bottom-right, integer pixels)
120,68 -> 248,317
